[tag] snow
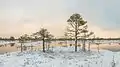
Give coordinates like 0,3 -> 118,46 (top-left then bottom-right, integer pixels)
0,41 -> 17,45
16,41 -> 42,47
0,46 -> 120,67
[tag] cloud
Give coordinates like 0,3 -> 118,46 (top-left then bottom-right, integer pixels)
88,23 -> 120,38
0,0 -> 120,38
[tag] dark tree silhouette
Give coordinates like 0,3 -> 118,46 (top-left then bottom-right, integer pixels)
64,31 -> 69,46
10,36 -> 15,41
81,27 -> 94,51
19,34 -> 29,52
67,13 -> 94,52
33,28 -> 53,52
46,34 -> 54,50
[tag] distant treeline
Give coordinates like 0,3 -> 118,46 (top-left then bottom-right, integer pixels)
0,37 -> 120,41
54,38 -> 120,41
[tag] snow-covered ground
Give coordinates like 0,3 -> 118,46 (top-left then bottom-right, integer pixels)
0,46 -> 120,67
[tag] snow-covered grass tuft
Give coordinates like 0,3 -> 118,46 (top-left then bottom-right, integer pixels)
0,46 -> 120,67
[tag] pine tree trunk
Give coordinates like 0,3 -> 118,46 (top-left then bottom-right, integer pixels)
21,43 -> 23,52
75,37 -> 77,52
66,40 -> 67,47
31,44 -> 33,51
48,43 -> 49,50
82,39 -> 86,51
43,38 -> 45,52
46,42 -> 47,50
75,22 -> 77,52
98,44 -> 99,53
82,33 -> 86,52
88,42 -> 90,51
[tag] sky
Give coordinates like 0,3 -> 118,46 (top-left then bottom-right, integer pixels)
0,0 -> 120,38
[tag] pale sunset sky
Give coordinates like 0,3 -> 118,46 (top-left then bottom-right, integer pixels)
0,0 -> 120,38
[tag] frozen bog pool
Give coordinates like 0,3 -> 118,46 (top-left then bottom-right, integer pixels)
0,46 -> 120,67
